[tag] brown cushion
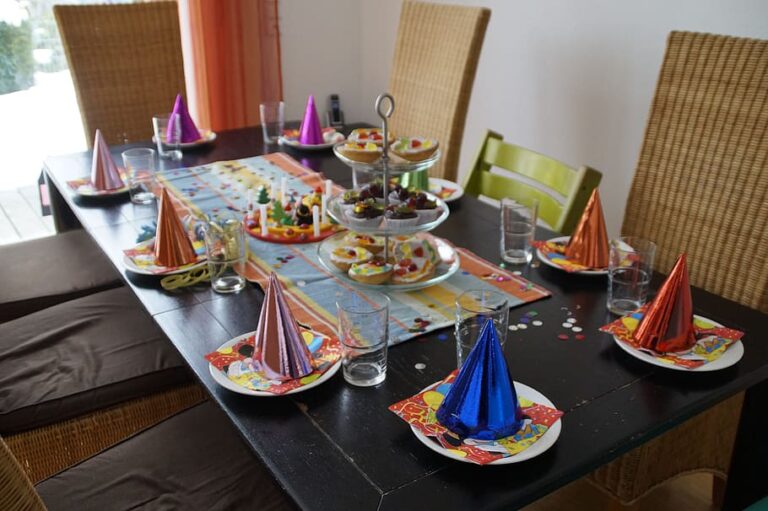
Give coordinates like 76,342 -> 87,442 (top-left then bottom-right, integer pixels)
0,287 -> 190,434
36,401 -> 293,511
0,230 -> 122,322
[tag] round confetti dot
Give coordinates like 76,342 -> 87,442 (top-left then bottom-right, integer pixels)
513,271 -> 522,276
575,334 -> 586,340
509,325 -> 518,331
437,334 -> 448,341
558,334 -> 569,340
567,318 -> 577,324
562,322 -> 572,329
499,263 -> 506,268
532,320 -> 543,326
415,363 -> 426,370
519,317 -> 530,324
572,326 -> 583,333
297,280 -> 307,287
517,323 -> 528,329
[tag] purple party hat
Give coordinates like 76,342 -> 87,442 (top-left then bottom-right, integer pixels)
253,273 -> 314,381
435,319 -> 524,440
167,93 -> 202,143
298,95 -> 323,145
90,129 -> 125,190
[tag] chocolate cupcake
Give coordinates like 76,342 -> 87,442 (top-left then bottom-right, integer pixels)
347,199 -> 384,229
385,204 -> 419,232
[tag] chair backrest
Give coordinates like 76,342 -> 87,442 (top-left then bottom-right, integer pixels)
388,1 -> 490,181
462,130 -> 602,235
622,31 -> 768,312
0,436 -> 46,511
55,2 -> 186,148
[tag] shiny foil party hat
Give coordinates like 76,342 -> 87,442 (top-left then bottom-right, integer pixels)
254,273 -> 314,381
90,129 -> 125,191
633,253 -> 696,353
154,188 -> 197,267
564,189 -> 609,268
168,93 -> 201,143
298,95 -> 323,145
436,319 -> 524,440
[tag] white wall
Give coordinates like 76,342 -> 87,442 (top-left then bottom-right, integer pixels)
282,0 -> 768,235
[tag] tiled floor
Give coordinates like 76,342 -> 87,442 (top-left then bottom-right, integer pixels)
0,185 -> 55,246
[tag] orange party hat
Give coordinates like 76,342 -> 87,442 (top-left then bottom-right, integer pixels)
633,253 -> 696,353
91,129 -> 125,191
154,188 -> 197,267
253,273 -> 314,381
565,189 -> 609,268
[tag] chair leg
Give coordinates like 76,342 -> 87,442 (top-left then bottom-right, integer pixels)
712,475 -> 727,509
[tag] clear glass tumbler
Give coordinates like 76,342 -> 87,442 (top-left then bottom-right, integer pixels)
500,198 -> 538,264
121,148 -> 156,205
455,289 -> 509,368
607,237 -> 657,316
336,292 -> 389,387
260,101 -> 284,144
152,114 -> 182,160
203,215 -> 247,294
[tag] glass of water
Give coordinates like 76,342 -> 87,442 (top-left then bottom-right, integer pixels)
607,237 -> 657,315
152,114 -> 182,160
455,289 -> 509,368
336,291 -> 389,387
500,198 -> 538,264
260,101 -> 284,144
203,214 -> 247,294
121,148 -> 156,205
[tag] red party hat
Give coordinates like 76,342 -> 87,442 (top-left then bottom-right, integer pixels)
253,273 -> 314,381
90,129 -> 125,191
298,95 -> 323,145
168,93 -> 201,143
633,253 -> 696,353
565,189 -> 609,268
154,188 -> 197,267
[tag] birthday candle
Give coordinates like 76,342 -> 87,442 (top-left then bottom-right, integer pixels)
312,205 -> 320,238
281,177 -> 287,203
270,180 -> 277,203
247,188 -> 254,219
321,194 -> 328,224
259,204 -> 268,236
325,179 -> 332,198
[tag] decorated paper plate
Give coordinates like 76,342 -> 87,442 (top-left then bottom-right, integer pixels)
395,378 -> 562,465
535,236 -> 608,275
428,178 -> 464,203
279,128 -> 345,150
122,238 -> 207,276
67,176 -> 129,197
152,129 -> 217,149
206,328 -> 342,397
607,314 -> 744,372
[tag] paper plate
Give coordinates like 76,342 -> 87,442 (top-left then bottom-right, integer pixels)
536,236 -> 608,276
612,315 -> 744,372
122,238 -> 206,276
410,381 -> 562,465
69,173 -> 130,198
428,178 -> 464,203
279,130 -> 345,150
152,129 -> 217,149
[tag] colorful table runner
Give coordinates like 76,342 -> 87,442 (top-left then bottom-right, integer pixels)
157,154 -> 550,344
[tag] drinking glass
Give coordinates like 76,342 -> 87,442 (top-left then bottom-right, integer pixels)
260,101 -> 284,144
203,214 -> 247,294
500,198 -> 538,264
336,292 -> 389,387
455,289 -> 509,368
607,237 -> 657,315
121,148 -> 156,205
152,114 -> 182,160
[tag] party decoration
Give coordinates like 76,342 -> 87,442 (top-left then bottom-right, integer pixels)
564,189 -> 609,268
168,93 -> 202,143
90,129 -> 125,191
633,253 -> 696,353
435,319 -> 524,440
253,273 -> 314,381
154,187 -> 197,267
298,95 -> 323,145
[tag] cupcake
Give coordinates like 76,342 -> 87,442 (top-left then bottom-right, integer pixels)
348,258 -> 393,285
330,246 -> 373,272
347,128 -> 394,146
391,257 -> 437,284
385,204 -> 419,232
343,232 -> 386,255
387,184 -> 414,205
407,193 -> 441,224
338,142 -> 382,163
358,182 -> 386,203
347,199 -> 384,229
391,137 -> 439,162
340,190 -> 360,214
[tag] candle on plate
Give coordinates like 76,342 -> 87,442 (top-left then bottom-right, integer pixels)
259,204 -> 268,237
281,177 -> 287,203
247,188 -> 254,219
325,179 -> 332,198
270,180 -> 277,204
312,205 -> 320,238
321,194 -> 328,224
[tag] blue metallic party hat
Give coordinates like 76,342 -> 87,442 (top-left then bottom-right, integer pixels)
436,319 -> 523,440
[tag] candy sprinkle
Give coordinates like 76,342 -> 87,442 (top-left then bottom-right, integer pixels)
509,325 -> 518,331
532,320 -> 543,327
415,363 -> 426,370
562,322 -> 572,329
572,326 -> 583,333
517,323 -> 528,330
558,334 -> 569,341
567,318 -> 577,324
575,334 -> 586,341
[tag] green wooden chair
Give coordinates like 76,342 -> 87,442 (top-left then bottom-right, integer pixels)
462,130 -> 602,235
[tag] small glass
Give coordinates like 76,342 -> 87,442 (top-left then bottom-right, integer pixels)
203,215 -> 247,294
336,292 -> 389,387
152,114 -> 182,160
260,101 -> 284,144
121,148 -> 156,205
500,197 -> 538,264
455,289 -> 509,368
607,237 -> 657,315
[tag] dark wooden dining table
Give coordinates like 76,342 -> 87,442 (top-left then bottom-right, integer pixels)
43,124 -> 768,511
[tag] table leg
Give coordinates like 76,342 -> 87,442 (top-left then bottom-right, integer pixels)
44,169 -> 81,232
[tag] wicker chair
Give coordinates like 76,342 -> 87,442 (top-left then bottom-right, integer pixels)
1,436 -> 46,511
388,0 -> 490,182
55,2 -> 186,147
589,31 -> 768,506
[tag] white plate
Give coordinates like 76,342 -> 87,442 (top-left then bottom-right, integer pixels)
410,381 -> 562,465
152,129 -> 217,149
612,315 -> 744,372
536,236 -> 608,276
74,184 -> 130,198
279,131 -> 345,150
122,238 -> 206,276
208,334 -> 341,397
428,178 -> 464,203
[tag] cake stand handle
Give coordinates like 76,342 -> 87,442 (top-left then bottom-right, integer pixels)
375,93 -> 395,265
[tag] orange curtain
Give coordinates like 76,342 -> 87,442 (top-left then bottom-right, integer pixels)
179,0 -> 282,131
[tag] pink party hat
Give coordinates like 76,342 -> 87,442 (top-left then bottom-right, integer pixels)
253,273 -> 314,381
298,95 -> 324,145
167,93 -> 201,143
91,129 -> 125,190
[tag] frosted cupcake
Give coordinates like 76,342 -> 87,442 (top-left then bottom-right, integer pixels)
348,258 -> 393,285
407,193 -> 441,224
391,137 -> 439,162
330,246 -> 373,272
384,205 -> 419,232
347,199 -> 384,229
343,232 -> 386,255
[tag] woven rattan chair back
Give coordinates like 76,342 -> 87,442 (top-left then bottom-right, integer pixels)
0,436 -> 46,511
622,31 -> 768,313
388,1 -> 490,181
55,2 -> 186,148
